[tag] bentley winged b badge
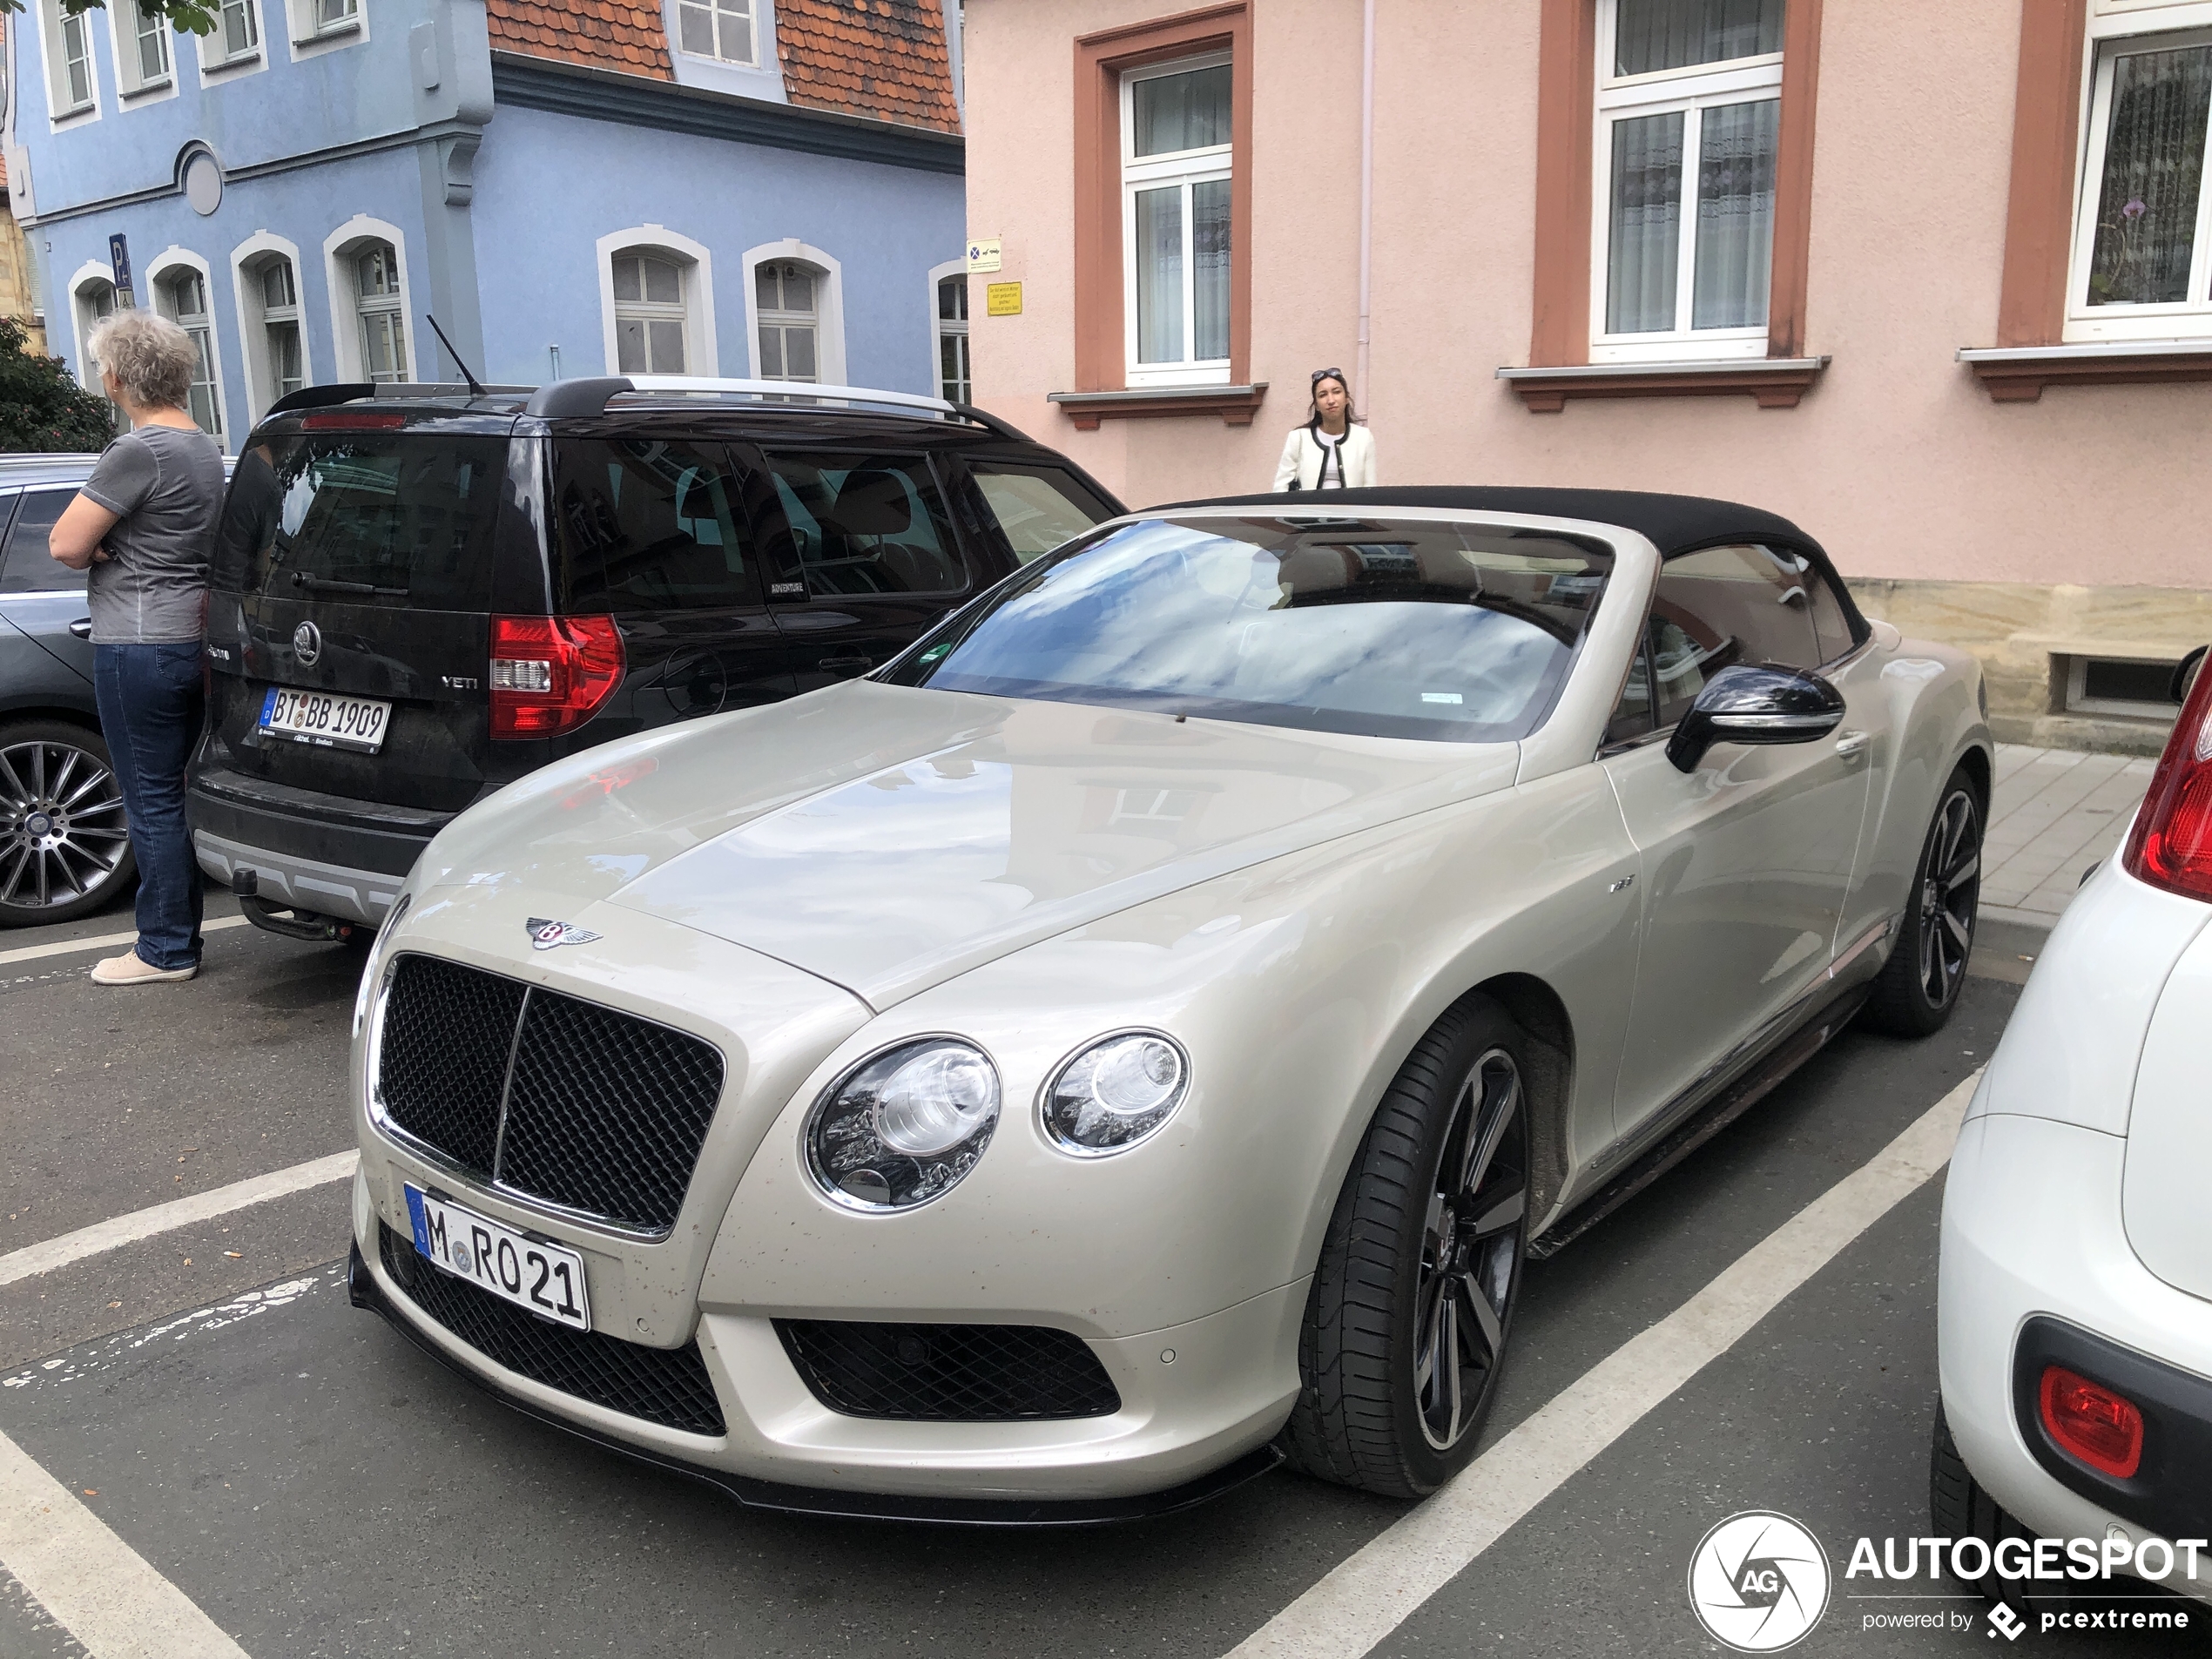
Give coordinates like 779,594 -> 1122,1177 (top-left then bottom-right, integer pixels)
526,917 -> 602,951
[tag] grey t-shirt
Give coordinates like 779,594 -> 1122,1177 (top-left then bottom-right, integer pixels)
81,425 -> 226,644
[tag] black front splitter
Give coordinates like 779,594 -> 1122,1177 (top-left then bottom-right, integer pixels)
347,1243 -> 1285,1527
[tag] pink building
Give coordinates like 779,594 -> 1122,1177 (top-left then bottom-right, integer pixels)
961,0 -> 2212,752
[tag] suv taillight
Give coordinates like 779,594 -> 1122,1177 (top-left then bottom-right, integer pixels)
489,615 -> 624,738
2121,650 -> 2212,902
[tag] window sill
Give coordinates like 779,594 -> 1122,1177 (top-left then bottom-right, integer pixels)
295,17 -> 361,44
1956,341 -> 2212,402
1047,382 -> 1268,430
1496,356 -> 1829,413
205,47 -> 264,71
119,77 -> 174,100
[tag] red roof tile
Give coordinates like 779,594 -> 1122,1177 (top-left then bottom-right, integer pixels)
775,0 -> 961,133
487,0 -> 674,78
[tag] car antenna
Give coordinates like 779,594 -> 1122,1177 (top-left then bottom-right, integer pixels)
425,314 -> 489,400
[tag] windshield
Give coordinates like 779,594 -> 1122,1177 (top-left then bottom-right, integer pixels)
213,434 -> 509,610
881,514 -> 1615,742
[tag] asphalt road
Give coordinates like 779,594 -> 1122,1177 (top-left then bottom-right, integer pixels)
2,898 -> 2200,1658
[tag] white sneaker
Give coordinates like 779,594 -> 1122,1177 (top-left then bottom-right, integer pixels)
90,950 -> 198,985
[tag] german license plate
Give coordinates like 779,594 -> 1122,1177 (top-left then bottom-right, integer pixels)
403,1184 -> 591,1332
259,685 -> 391,753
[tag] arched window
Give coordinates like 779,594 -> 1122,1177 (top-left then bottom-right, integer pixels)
612,251 -> 690,374
351,241 -> 407,382
756,260 -> 819,382
260,261 -> 305,401
237,239 -> 309,419
936,273 -> 970,403
71,275 -> 123,432
153,266 -> 225,442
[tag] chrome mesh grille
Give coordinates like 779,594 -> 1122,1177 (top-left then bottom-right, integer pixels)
374,953 -> 725,1234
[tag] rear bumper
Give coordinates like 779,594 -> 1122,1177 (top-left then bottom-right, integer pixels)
187,770 -> 452,925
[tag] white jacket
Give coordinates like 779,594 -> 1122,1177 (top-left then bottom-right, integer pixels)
1271,422 -> 1377,492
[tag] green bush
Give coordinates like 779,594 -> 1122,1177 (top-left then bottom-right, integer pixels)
0,315 -> 118,453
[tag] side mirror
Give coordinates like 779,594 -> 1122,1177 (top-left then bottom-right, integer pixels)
1667,663 -> 1847,773
2172,645 -> 2208,705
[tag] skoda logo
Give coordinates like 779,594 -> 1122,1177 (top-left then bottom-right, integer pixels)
293,620 -> 321,665
1687,1511 -> 1831,1652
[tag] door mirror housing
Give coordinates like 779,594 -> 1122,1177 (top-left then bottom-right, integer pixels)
1666,663 -> 1846,773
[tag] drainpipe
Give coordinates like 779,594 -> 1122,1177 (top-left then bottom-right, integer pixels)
1356,0 -> 1375,413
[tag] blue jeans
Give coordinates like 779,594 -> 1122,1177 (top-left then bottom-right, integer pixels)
94,642 -> 206,970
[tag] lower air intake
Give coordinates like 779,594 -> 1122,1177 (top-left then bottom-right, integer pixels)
775,1318 -> 1122,1421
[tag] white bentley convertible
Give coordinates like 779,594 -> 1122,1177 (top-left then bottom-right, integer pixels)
347,487 -> 1991,1520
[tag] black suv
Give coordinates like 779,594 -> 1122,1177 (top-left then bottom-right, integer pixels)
188,376 -> 1123,941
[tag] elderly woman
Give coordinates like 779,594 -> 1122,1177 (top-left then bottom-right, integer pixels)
51,311 -> 226,985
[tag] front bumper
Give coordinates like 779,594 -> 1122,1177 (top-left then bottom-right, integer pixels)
1939,1107 -> 2212,1604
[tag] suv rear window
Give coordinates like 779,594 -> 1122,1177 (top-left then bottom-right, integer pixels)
764,453 -> 967,596
551,438 -> 759,613
214,435 -> 507,610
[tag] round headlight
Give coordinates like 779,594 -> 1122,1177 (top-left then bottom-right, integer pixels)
1042,1032 -> 1189,1156
806,1038 -> 1001,1211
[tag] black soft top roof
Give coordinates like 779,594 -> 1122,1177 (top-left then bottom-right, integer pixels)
1150,485 -> 1814,559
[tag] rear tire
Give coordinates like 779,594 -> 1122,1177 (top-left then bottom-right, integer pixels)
1930,1405 -> 2030,1611
1281,995 -> 1531,1499
1863,763 -> 1982,1036
0,719 -> 137,928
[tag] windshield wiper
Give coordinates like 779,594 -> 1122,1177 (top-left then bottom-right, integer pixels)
290,572 -> 408,597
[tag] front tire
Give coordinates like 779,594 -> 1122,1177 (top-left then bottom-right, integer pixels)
1863,763 -> 1982,1036
1282,995 -> 1531,1499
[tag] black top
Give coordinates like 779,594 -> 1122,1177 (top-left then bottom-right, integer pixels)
1150,485 -> 1813,559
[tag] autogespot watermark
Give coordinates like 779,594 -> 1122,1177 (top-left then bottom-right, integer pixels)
1689,1512 -> 1833,1652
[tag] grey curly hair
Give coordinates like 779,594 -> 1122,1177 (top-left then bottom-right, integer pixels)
84,308 -> 199,411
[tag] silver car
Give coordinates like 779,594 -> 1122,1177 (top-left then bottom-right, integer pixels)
346,488 -> 1991,1520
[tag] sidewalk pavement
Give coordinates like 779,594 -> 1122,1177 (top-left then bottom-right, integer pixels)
1983,742 -> 2158,931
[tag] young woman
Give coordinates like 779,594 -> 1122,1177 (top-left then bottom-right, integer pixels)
1271,368 -> 1377,491
51,311 -> 226,986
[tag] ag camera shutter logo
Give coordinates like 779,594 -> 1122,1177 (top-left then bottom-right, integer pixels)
1688,1511 -> 1831,1652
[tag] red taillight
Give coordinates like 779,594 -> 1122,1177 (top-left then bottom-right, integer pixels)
489,614 -> 624,738
2040,1364 -> 2145,1479
2121,651 -> 2212,901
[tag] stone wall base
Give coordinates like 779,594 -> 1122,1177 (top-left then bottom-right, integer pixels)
1849,579 -> 2212,757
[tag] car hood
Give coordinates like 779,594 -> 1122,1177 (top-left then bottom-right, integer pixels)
421,680 -> 1519,1009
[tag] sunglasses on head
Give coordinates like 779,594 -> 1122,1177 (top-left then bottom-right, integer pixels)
1311,368 -> 1347,387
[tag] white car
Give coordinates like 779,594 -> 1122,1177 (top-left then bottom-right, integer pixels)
344,487 -> 1991,1519
1936,651 -> 2212,1606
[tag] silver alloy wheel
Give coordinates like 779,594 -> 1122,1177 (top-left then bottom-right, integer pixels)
1916,786 -> 1980,1009
0,738 -> 132,912
1413,1046 -> 1527,1451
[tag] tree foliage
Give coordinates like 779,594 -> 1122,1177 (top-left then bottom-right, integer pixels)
3,0 -> 220,35
0,318 -> 118,454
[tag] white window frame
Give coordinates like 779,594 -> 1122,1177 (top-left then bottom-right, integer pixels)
740,239 -> 846,385
673,0 -> 755,68
147,250 -> 230,450
322,217 -> 417,382
231,231 -> 314,423
67,263 -> 119,400
108,0 -> 179,99
1119,51 -> 1232,388
596,226 -> 717,376
283,0 -> 365,61
2065,4 -> 2212,341
41,0 -> 103,123
927,256 -> 970,403
1588,0 -> 1784,363
199,0 -> 267,76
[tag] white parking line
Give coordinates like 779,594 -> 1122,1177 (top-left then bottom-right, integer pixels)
0,916 -> 252,970
0,1426 -> 248,1657
1228,1069 -> 1984,1659
0,1152 -> 359,1287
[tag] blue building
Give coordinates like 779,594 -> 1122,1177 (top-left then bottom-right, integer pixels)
3,0 -> 970,451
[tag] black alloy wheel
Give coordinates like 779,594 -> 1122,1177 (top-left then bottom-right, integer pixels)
1283,995 -> 1532,1498
1413,1047 -> 1527,1453
1864,763 -> 1982,1035
0,723 -> 137,927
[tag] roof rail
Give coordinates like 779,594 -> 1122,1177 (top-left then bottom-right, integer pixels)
948,401 -> 1034,444
266,383 -> 376,417
522,374 -> 974,424
266,381 -> 532,418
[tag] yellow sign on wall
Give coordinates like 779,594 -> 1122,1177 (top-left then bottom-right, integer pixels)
986,281 -> 1023,317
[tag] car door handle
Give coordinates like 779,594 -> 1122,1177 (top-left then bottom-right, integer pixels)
1834,729 -> 1870,757
68,618 -> 92,639
818,656 -> 872,672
